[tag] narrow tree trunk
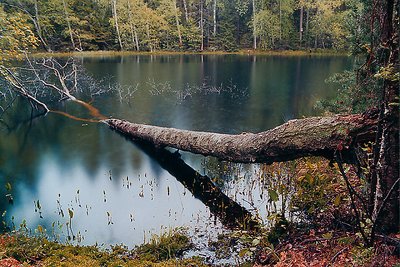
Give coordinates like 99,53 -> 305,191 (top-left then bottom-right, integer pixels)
213,0 -> 217,37
112,0 -> 123,50
62,0 -> 75,50
200,0 -> 204,51
252,0 -> 257,49
76,34 -> 83,51
146,22 -> 152,52
33,0 -> 50,52
182,0 -> 188,22
105,113 -> 377,164
174,0 -> 183,46
127,0 -> 140,51
305,8 -> 309,47
134,26 -> 140,51
279,0 -> 282,42
299,6 -> 303,46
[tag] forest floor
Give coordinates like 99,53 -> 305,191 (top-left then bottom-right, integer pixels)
0,228 -> 398,266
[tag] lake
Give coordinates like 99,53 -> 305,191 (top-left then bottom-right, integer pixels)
0,54 -> 353,255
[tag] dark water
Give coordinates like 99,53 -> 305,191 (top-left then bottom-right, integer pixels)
0,55 -> 352,250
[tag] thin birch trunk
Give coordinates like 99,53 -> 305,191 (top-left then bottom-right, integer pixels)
62,0 -> 76,50
174,0 -> 183,46
182,0 -> 188,22
146,22 -> 153,52
127,0 -> 140,51
299,6 -> 303,46
112,0 -> 123,50
33,0 -> 50,51
305,8 -> 309,47
252,0 -> 257,49
200,0 -> 204,51
279,0 -> 282,41
213,0 -> 217,36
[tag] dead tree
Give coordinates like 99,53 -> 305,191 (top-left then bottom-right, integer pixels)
105,113 -> 377,164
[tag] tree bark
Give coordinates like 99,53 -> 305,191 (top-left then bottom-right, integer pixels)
105,113 -> 377,164
369,0 -> 399,235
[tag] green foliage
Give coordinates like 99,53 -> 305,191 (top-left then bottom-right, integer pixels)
317,70 -> 380,114
0,230 -> 204,266
69,0 -> 113,50
181,19 -> 202,51
307,0 -> 353,50
254,9 -> 280,49
134,228 -> 192,262
291,160 -> 344,218
350,244 -> 374,265
0,0 -> 362,52
260,159 -> 349,226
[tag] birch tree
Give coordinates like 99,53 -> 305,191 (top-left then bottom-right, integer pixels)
111,0 -> 123,50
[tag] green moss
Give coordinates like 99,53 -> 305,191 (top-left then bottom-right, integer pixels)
133,229 -> 192,262
0,230 -> 204,267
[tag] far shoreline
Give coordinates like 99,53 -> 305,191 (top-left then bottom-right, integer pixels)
31,49 -> 350,58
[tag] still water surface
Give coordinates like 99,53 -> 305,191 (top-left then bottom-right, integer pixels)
0,55 -> 352,249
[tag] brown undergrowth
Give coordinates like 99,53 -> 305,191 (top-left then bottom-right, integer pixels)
253,158 -> 399,266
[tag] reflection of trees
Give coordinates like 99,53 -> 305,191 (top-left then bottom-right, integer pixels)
128,138 -> 259,230
249,56 -> 352,129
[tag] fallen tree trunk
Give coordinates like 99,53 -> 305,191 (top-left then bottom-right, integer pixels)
105,112 -> 377,164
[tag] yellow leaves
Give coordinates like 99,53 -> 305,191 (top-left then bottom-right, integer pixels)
334,195 -> 342,206
374,64 -> 400,82
0,7 -> 38,62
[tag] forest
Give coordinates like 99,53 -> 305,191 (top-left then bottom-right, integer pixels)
0,0 -> 399,266
1,0 -> 362,52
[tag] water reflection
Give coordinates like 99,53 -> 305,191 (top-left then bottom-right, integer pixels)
130,138 -> 259,230
0,55 -> 352,247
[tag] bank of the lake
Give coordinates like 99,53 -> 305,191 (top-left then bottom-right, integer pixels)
31,49 -> 349,58
1,226 -> 398,267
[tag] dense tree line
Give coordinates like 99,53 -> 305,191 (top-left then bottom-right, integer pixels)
0,0 -> 362,52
